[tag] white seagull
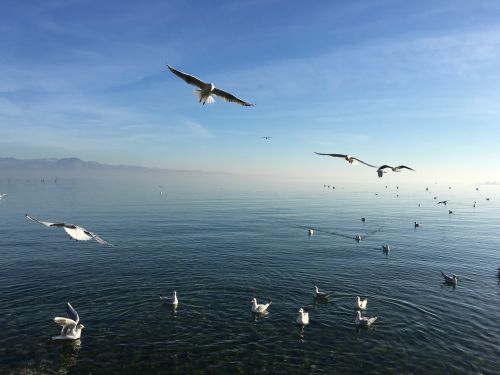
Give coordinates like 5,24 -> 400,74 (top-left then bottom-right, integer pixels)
251,298 -> 271,314
0,193 -> 6,199
308,228 -> 314,236
355,311 -> 377,327
167,65 -> 254,106
382,244 -> 390,253
441,271 -> 458,286
356,296 -> 368,310
355,234 -> 362,242
314,152 -> 376,168
25,214 -> 113,246
376,165 -> 415,178
52,302 -> 84,340
314,285 -> 333,299
160,290 -> 178,306
296,308 -> 309,325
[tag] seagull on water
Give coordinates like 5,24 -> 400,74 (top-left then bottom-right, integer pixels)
160,290 -> 178,306
356,296 -> 368,310
251,298 -> 271,314
308,228 -> 314,236
355,234 -> 362,242
376,165 -> 415,178
355,311 -> 377,327
296,308 -> 309,325
26,214 -> 113,246
314,153 -> 376,168
437,200 -> 448,205
167,65 -> 254,106
441,271 -> 458,286
382,244 -> 390,253
314,286 -> 333,299
52,302 -> 84,340
414,221 -> 421,228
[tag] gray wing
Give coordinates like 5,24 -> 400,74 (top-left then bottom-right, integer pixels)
212,88 -> 254,106
26,214 -> 66,227
314,152 -> 347,158
352,157 -> 377,168
377,165 -> 392,171
395,165 -> 415,171
167,65 -> 206,88
66,302 -> 79,324
87,230 -> 113,246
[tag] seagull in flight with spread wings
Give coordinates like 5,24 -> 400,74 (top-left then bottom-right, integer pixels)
314,153 -> 376,168
52,302 -> 84,340
262,136 -> 272,140
376,165 -> 415,178
26,214 -> 113,246
167,65 -> 254,106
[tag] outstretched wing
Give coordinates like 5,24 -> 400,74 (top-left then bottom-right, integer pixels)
66,302 -> 79,324
54,317 -> 76,336
167,65 -> 206,88
26,214 -> 65,227
212,88 -> 254,106
377,165 -> 392,171
395,165 -> 415,171
352,157 -> 377,168
314,152 -> 347,158
87,230 -> 114,246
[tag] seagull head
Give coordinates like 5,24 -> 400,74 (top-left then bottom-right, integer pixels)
78,324 -> 85,330
250,298 -> 257,304
298,308 -> 304,313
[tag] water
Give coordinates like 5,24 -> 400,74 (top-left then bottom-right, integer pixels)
1,180 -> 499,374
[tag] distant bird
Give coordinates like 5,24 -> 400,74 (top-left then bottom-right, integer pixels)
441,271 -> 458,286
355,234 -> 362,242
314,286 -> 333,299
251,298 -> 271,314
52,302 -> 84,340
382,244 -> 390,253
262,136 -> 272,140
448,210 -> 453,214
160,291 -> 178,306
355,311 -> 377,327
414,221 -> 421,228
418,203 -> 421,207
0,193 -> 6,200
425,187 -> 429,191
361,218 -> 366,222
296,308 -> 309,325
433,196 -> 437,200
437,200 -> 448,205
167,65 -> 253,106
308,229 -> 314,236
486,198 -> 491,201
25,214 -> 113,246
377,165 -> 415,178
356,296 -> 367,310
473,201 -> 476,208
314,153 -> 376,168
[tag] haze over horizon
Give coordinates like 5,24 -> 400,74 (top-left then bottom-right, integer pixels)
1,1 -> 500,184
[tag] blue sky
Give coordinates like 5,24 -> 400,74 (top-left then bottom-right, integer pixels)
1,0 -> 500,184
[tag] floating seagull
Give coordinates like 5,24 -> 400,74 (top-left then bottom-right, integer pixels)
314,286 -> 333,299
355,234 -> 362,242
356,296 -> 367,310
361,218 -> 366,222
296,308 -> 309,325
448,210 -> 453,214
437,200 -> 448,205
52,302 -> 84,340
382,244 -> 390,253
376,165 -> 415,178
262,136 -> 272,140
441,271 -> 458,286
25,214 -> 113,246
314,153 -> 376,168
160,290 -> 178,306
251,298 -> 271,314
355,311 -> 377,327
167,65 -> 254,106
308,229 -> 314,236
414,221 -> 421,228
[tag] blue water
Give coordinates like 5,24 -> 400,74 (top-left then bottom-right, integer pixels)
1,180 -> 499,374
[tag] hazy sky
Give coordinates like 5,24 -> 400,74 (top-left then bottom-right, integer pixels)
1,0 -> 500,184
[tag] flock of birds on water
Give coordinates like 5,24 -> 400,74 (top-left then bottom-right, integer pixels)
1,64 -> 499,341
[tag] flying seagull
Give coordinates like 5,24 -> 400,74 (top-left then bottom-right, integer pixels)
250,298 -> 272,314
262,136 -> 272,140
167,65 -> 254,106
26,214 -> 113,246
52,302 -> 84,340
376,165 -> 415,178
437,200 -> 448,205
314,153 -> 376,168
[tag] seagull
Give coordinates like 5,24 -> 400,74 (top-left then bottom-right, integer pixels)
314,286 -> 333,299
448,210 -> 453,214
160,290 -> 178,306
441,271 -> 458,286
262,136 -> 272,140
356,296 -> 367,310
355,311 -> 377,327
52,302 -> 84,340
167,65 -> 254,106
355,234 -> 362,242
376,165 -> 415,178
414,221 -> 421,228
296,308 -> 309,325
382,244 -> 390,253
26,214 -> 113,246
308,229 -> 314,236
314,153 -> 376,168
0,193 -> 6,200
251,298 -> 271,314
437,200 -> 448,205
361,218 -> 366,222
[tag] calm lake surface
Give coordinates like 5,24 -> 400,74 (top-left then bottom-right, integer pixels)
1,179 -> 499,374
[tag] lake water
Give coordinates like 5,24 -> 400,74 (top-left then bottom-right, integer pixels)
1,179 -> 499,374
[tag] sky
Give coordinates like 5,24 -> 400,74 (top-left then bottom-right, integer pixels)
1,0 -> 500,185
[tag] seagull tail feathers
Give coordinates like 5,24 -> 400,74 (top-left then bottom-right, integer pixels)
194,89 -> 215,104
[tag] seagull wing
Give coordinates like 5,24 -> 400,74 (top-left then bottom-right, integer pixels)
54,317 -> 77,336
66,302 -> 79,324
212,87 -> 254,106
167,65 -> 206,89
352,157 -> 377,168
377,165 -> 392,171
26,214 -> 65,227
314,152 -> 347,158
86,230 -> 113,246
395,165 -> 415,171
